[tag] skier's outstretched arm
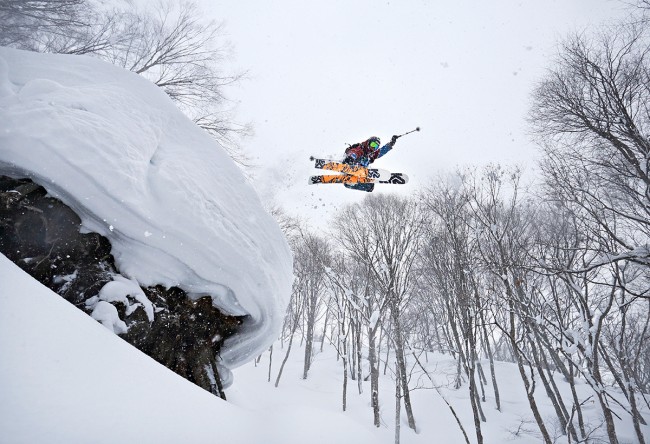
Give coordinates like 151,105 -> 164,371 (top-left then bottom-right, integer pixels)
376,135 -> 399,159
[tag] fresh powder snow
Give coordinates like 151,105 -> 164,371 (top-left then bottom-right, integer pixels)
0,255 -> 378,444
2,254 -> 646,443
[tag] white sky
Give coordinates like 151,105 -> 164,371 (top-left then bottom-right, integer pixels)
199,0 -> 630,228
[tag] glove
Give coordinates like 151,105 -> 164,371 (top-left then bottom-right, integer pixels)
390,135 -> 399,146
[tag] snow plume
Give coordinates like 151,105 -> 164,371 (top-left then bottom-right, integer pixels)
0,47 -> 293,370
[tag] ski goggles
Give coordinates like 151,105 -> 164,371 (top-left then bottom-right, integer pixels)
369,141 -> 380,149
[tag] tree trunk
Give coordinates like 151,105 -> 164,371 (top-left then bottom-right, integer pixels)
369,326 -> 381,427
276,331 -> 295,387
589,287 -> 619,444
567,360 -> 587,440
468,365 -> 484,444
320,309 -> 329,353
627,381 -> 646,444
267,345 -> 273,383
601,316 -> 648,443
342,351 -> 348,412
392,308 -> 416,432
384,330 -> 391,375
477,362 -> 487,402
303,295 -> 316,379
356,320 -> 363,394
466,329 -> 485,444
210,360 -> 227,400
395,365 -> 401,444
526,332 -> 573,440
507,300 -> 552,444
350,321 -> 357,381
479,301 -> 501,411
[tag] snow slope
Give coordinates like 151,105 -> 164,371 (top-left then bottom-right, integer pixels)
0,254 -> 377,444
0,47 -> 293,371
3,254 -> 646,443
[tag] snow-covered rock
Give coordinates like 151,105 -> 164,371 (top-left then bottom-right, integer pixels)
0,47 -> 293,374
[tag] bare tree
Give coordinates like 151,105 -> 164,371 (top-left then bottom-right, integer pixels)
323,256 -> 354,411
111,1 -> 252,165
334,194 -> 424,433
274,229 -> 330,381
0,0 -> 85,47
419,173 -> 488,444
530,18 -> 650,443
266,204 -> 303,239
530,22 -> 650,273
105,1 -> 251,157
325,256 -> 387,424
274,286 -> 303,388
467,165 -> 554,444
3,0 -> 252,166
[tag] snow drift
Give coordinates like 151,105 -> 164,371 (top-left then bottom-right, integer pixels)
0,47 -> 293,371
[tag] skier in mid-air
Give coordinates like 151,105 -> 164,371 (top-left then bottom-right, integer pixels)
309,127 -> 419,191
341,135 -> 399,191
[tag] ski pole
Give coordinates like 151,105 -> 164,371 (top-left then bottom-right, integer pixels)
395,127 -> 421,139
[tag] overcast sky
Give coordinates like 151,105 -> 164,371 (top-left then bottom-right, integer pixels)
198,0 -> 629,228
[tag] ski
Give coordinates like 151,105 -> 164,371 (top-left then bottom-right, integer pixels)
310,157 -> 391,180
309,174 -> 375,185
308,172 -> 408,185
378,172 -> 409,184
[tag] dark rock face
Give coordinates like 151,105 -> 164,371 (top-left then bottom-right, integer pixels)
0,177 -> 115,306
0,175 -> 244,397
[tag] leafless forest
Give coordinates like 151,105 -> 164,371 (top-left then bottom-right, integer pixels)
274,8 -> 650,443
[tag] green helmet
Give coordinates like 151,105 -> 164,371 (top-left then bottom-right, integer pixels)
368,137 -> 381,150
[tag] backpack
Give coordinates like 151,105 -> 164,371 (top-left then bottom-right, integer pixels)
345,142 -> 364,160
345,138 -> 376,159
